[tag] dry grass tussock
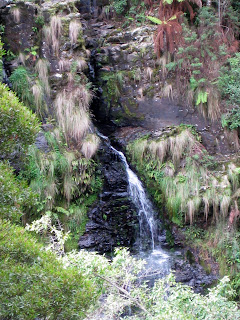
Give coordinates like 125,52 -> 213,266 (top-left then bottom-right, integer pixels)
145,67 -> 153,82
81,134 -> 100,159
75,58 -> 87,72
35,59 -> 50,95
128,130 -> 238,224
18,53 -> 25,65
224,128 -> 240,151
32,81 -> 43,113
162,83 -> 173,100
44,16 -> 62,55
54,88 -> 91,142
69,20 -> 81,45
59,59 -> 71,72
11,7 -> 21,23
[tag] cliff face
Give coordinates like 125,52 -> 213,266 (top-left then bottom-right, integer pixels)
0,0 -> 239,252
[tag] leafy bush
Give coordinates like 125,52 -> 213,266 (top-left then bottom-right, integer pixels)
219,53 -> 240,107
221,108 -> 240,130
62,248 -> 240,319
0,83 -> 40,157
0,162 -> 36,223
0,220 -> 96,320
113,0 -> 128,15
9,66 -> 34,107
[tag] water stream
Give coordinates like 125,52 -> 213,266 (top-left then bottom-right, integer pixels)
98,131 -> 172,278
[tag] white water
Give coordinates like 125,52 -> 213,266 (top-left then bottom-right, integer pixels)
97,131 -> 171,275
111,146 -> 157,249
110,146 -> 172,276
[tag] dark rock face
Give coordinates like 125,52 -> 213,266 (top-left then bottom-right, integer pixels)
173,258 -> 218,293
79,142 -> 138,253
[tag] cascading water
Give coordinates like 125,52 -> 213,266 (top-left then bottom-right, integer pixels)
110,146 -> 171,277
111,147 -> 157,250
97,131 -> 172,277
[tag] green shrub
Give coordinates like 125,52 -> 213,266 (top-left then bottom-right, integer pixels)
0,162 -> 36,223
9,66 -> 34,108
0,83 -> 40,157
0,220 -> 96,320
219,53 -> 240,107
221,108 -> 240,130
113,0 -> 128,15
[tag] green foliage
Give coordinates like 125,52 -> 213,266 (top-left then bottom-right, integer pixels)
127,128 -> 235,225
219,53 -> 240,108
0,162 -> 36,223
101,71 -> 125,104
196,90 -> 208,105
113,0 -> 127,15
23,133 -> 98,212
0,83 -> 40,157
0,220 -> 96,319
9,66 -> 34,108
221,108 -> 240,130
146,16 -> 163,24
0,36 -> 5,81
35,15 -> 45,27
63,248 -> 240,319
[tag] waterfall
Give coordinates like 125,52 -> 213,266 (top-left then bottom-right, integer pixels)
110,146 -> 157,250
97,131 -> 171,275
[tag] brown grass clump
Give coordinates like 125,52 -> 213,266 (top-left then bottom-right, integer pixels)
11,7 -> 21,23
54,88 -> 91,143
69,20 -> 81,46
44,16 -> 62,56
81,134 -> 100,159
35,59 -> 50,96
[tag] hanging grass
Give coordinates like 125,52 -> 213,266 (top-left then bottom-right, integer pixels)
69,20 -> 82,46
127,126 -> 238,225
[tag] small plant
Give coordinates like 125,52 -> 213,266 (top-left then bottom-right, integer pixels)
113,0 -> 128,15
9,66 -> 34,107
35,15 -> 44,27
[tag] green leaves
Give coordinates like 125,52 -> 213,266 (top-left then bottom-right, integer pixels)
146,14 -> 177,24
0,83 -> 40,157
196,90 -> 208,105
0,162 -> 37,223
0,221 -> 96,319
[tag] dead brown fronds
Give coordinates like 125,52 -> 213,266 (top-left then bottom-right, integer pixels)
69,20 -> 81,45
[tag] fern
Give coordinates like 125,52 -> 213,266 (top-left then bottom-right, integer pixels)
196,90 -> 208,105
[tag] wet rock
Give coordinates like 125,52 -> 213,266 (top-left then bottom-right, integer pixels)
79,142 -> 138,253
35,132 -> 50,153
0,0 -> 12,9
173,259 -> 218,293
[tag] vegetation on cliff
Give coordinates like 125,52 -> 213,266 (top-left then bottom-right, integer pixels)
0,0 -> 240,318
